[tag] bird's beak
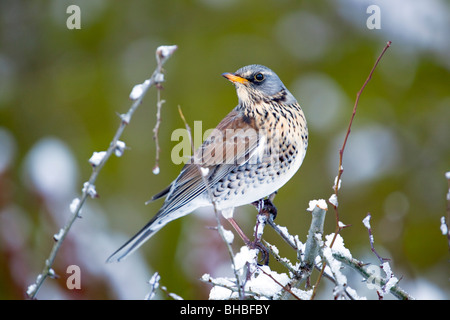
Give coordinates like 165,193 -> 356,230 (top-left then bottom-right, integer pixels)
222,73 -> 249,84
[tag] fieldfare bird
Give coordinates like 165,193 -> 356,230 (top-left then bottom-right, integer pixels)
107,64 -> 308,262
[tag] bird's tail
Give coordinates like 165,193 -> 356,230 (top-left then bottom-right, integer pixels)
106,215 -> 165,263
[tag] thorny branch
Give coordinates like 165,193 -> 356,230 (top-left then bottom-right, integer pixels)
26,45 -> 177,299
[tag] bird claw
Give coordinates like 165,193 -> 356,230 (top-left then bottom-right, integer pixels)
254,241 -> 270,265
251,198 -> 278,220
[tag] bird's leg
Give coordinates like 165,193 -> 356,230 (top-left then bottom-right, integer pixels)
253,207 -> 270,265
227,217 -> 251,245
227,216 -> 270,265
249,192 -> 279,265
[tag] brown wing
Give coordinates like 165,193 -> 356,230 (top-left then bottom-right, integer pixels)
153,109 -> 262,216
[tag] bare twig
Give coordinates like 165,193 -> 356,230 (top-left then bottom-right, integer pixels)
311,41 -> 392,299
152,89 -> 165,175
26,45 -> 177,299
362,213 -> 389,264
145,272 -> 161,300
330,40 -> 392,241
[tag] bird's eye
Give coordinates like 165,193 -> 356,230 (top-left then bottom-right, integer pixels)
254,73 -> 265,82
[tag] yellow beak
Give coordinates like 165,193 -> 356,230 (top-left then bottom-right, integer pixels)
222,73 -> 249,84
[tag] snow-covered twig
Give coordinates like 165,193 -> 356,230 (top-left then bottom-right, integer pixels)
26,45 -> 177,299
151,89 -> 165,175
332,251 -> 413,300
145,272 -> 161,300
363,213 -> 390,264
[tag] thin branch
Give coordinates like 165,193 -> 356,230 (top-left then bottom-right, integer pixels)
311,41 -> 392,299
362,213 -> 389,264
26,45 -> 177,299
145,272 -> 161,300
152,89 -> 165,175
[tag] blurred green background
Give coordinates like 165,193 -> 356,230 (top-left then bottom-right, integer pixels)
0,0 -> 449,299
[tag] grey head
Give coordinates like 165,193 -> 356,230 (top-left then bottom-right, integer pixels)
222,64 -> 296,104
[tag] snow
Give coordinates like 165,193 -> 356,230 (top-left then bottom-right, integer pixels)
290,287 -> 313,300
26,284 -> 37,297
328,194 -> 338,207
333,175 -> 342,190
114,140 -> 126,157
440,216 -> 448,235
165,290 -> 183,300
48,268 -> 56,278
325,233 -> 352,260
220,226 -> 234,244
53,228 -> 64,241
120,113 -> 131,124
254,214 -> 266,239
323,244 -> 347,286
307,199 -> 327,211
381,261 -> 399,295
247,265 -> 290,298
82,182 -> 97,198
277,225 -> 297,247
204,245 -> 293,300
89,151 -> 106,167
148,272 -> 161,287
145,272 -> 160,300
220,208 -> 234,219
234,246 -> 258,271
362,214 -> 371,229
70,198 -> 80,214
156,45 -> 178,64
154,73 -> 164,83
345,286 -> 367,300
129,79 -> 150,100
209,284 -> 234,300
129,84 -> 143,100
